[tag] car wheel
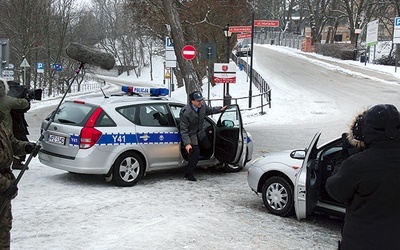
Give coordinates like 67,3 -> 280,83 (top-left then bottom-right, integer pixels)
223,163 -> 243,172
113,152 -> 145,187
261,176 -> 294,217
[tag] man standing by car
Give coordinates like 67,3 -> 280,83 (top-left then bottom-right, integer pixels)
179,91 -> 227,181
326,104 -> 400,250
0,110 -> 39,249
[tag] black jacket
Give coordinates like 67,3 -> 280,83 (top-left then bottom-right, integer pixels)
326,104 -> 400,250
179,103 -> 222,146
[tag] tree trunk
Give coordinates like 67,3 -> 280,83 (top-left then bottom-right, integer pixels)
162,0 -> 201,95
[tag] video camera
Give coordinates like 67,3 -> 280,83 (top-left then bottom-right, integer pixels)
7,81 -> 42,101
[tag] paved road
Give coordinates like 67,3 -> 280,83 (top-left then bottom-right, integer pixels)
247,45 -> 400,158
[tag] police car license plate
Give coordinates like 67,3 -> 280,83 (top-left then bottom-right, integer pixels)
48,134 -> 66,145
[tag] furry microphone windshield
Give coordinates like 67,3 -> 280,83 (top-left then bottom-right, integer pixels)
65,43 -> 115,70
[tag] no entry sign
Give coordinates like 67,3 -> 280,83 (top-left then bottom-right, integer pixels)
182,45 -> 196,60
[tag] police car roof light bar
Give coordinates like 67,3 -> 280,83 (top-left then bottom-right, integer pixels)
121,86 -> 169,96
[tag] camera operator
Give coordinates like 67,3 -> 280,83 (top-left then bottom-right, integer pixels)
325,104 -> 400,250
0,78 -> 30,170
7,81 -> 32,170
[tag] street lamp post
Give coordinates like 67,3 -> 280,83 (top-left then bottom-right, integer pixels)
223,24 -> 232,106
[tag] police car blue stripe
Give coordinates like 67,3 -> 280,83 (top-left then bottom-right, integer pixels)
137,132 -> 180,144
68,132 -> 181,146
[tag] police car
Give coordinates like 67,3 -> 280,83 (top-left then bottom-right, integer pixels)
38,86 -> 253,186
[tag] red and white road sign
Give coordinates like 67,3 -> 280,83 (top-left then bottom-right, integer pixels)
213,63 -> 236,84
237,33 -> 252,39
254,20 -> 279,27
229,26 -> 252,33
182,45 -> 196,60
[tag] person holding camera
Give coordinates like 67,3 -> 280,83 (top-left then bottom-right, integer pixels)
0,78 -> 30,171
6,81 -> 31,170
325,104 -> 400,250
0,109 -> 40,249
0,78 -> 30,134
179,91 -> 227,181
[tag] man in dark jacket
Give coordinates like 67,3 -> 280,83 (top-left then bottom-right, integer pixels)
179,91 -> 227,181
0,110 -> 39,249
325,104 -> 400,250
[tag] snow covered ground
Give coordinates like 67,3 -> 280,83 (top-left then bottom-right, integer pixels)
10,44 -> 400,249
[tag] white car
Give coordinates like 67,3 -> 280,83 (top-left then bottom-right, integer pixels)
247,132 -> 356,220
39,86 -> 253,187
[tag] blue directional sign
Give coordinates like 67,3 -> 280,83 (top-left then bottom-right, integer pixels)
36,62 -> 44,69
394,17 -> 400,44
52,63 -> 62,71
165,37 -> 173,48
36,62 -> 45,73
396,17 -> 400,26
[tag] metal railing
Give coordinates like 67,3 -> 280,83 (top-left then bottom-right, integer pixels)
255,30 -> 304,50
40,73 -> 106,99
207,91 -> 271,114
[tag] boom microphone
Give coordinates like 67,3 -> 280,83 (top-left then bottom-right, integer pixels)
66,43 -> 115,70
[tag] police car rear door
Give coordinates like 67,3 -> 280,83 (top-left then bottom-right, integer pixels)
214,104 -> 245,166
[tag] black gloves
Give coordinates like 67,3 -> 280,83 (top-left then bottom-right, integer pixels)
25,142 -> 41,157
5,181 -> 18,200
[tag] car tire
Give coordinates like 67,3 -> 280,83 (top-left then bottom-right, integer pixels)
112,152 -> 145,187
223,163 -> 243,172
261,176 -> 294,217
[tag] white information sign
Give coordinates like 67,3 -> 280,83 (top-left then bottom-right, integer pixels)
165,37 -> 176,68
213,63 -> 236,84
366,20 -> 379,46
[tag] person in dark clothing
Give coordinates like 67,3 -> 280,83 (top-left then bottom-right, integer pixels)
6,81 -> 31,170
325,104 -> 400,250
0,110 -> 39,249
179,91 -> 227,181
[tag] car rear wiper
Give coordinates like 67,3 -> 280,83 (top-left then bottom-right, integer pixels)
57,119 -> 76,124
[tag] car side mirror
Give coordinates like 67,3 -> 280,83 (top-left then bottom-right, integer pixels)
290,149 -> 306,159
222,120 -> 234,127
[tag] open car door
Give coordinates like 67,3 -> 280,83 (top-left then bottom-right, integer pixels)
214,105 -> 246,167
294,132 -> 321,220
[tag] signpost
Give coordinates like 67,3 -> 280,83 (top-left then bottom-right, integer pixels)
365,20 -> 379,65
366,20 -> 379,47
238,33 -> 252,39
181,45 -> 196,60
165,37 -> 176,96
201,43 -> 217,105
36,62 -> 45,73
165,37 -> 176,68
20,57 -> 30,86
52,63 -> 62,71
229,26 -> 252,33
254,20 -> 279,27
213,63 -> 236,84
393,17 -> 400,72
0,39 -> 10,79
